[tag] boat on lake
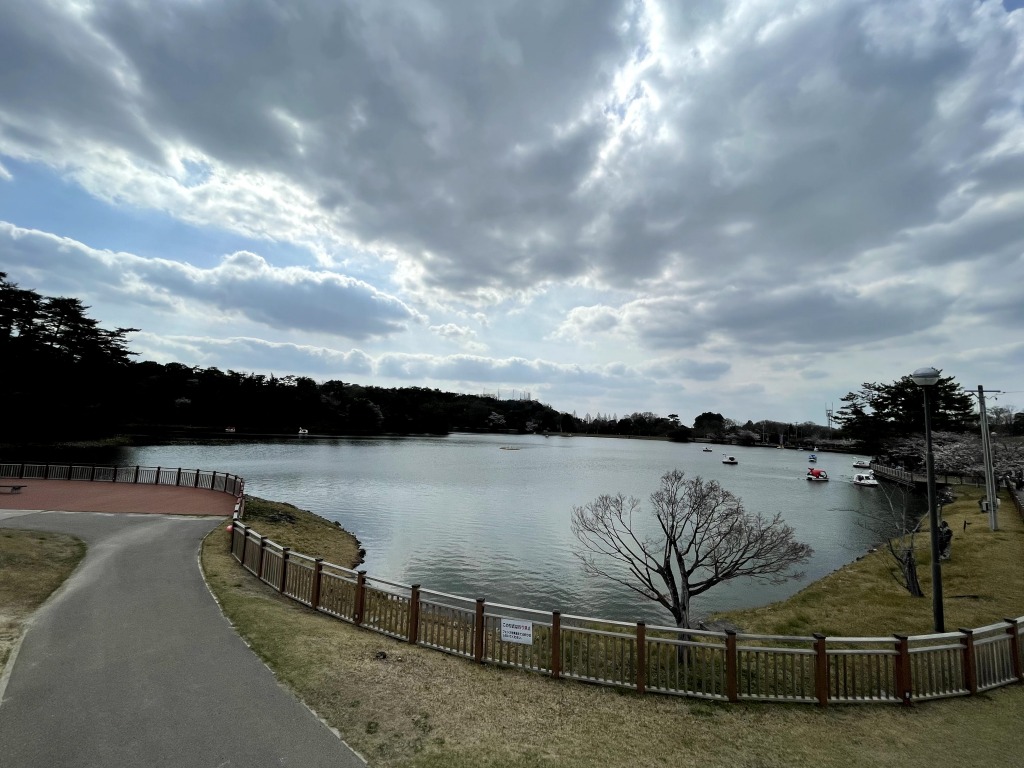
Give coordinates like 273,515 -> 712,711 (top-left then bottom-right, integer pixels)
852,458 -> 871,469
807,453 -> 818,463
722,455 -> 738,465
298,427 -> 308,435
806,468 -> 829,481
853,472 -> 878,487
702,447 -> 713,452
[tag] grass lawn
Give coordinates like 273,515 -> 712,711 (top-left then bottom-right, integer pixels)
0,529 -> 85,675
199,486 -> 1024,768
716,484 -> 1024,636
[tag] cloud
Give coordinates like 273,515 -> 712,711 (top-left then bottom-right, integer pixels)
0,222 -> 421,340
131,333 -> 376,376
2,0 -> 1023,423
4,1 -> 1022,306
130,333 -> 655,403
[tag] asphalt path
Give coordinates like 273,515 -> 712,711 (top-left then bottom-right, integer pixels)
0,510 -> 366,767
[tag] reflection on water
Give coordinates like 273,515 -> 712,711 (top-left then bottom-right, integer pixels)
92,434 -> 915,625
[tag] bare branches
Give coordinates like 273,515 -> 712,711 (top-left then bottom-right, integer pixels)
856,482 -> 924,597
571,470 -> 813,628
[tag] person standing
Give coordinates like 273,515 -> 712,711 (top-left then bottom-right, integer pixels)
939,521 -> 953,561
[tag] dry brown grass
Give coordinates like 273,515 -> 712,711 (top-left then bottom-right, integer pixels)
0,529 -> 85,674
201,487 -> 1024,768
717,485 -> 1024,637
240,496 -> 363,569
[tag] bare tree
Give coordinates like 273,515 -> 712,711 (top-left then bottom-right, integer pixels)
856,482 -> 924,597
570,470 -> 813,629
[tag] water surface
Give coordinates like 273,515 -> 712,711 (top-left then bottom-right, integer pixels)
109,435 -> 905,625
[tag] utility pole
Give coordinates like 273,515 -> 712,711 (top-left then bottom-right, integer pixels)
977,386 -> 1001,531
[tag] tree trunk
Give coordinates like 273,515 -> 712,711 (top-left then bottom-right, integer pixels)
899,547 -> 924,597
675,614 -> 693,666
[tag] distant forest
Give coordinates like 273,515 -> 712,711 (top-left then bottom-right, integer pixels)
5,274 -> 999,453
0,274 -> 691,442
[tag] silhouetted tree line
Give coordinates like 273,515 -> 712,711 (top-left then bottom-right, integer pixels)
834,374 -> 976,455
568,411 -> 692,440
24,274 -> 977,448
1,275 -> 694,442
1,273 -> 139,440
128,364 -> 574,437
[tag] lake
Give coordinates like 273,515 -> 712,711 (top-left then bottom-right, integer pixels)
91,433 -> 909,626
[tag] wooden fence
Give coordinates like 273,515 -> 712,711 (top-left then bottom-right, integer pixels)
0,462 -> 245,500
870,463 -> 985,487
229,519 -> 1024,707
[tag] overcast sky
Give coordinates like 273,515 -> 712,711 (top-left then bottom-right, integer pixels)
2,0 -> 1022,426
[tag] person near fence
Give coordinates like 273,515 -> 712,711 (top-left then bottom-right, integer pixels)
939,520 -> 953,561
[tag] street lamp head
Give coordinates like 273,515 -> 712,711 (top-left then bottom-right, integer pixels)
911,366 -> 941,387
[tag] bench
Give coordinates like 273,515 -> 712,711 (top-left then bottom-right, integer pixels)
0,485 -> 25,494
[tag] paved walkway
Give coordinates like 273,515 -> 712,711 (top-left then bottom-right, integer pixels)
0,498 -> 366,766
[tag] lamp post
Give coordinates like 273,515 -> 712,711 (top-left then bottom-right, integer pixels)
911,366 -> 944,633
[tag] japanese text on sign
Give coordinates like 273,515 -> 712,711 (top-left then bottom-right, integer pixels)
500,618 -> 533,645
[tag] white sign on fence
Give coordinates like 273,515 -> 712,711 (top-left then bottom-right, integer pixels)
500,618 -> 534,645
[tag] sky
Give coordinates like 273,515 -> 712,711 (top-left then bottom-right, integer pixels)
1,0 -> 1023,427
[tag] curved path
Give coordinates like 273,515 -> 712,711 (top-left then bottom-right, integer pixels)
0,497 -> 366,767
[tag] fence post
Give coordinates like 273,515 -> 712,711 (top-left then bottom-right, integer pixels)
257,536 -> 266,579
278,548 -> 290,593
474,598 -> 486,663
960,629 -> 977,695
175,467 -> 182,486
238,527 -> 248,566
309,559 -> 323,610
726,630 -> 739,703
636,622 -> 646,694
894,635 -> 912,705
44,463 -> 50,480
408,585 -> 421,645
133,466 -> 140,484
354,571 -> 367,625
551,611 -> 561,679
813,633 -> 829,707
193,470 -> 200,488
90,465 -> 96,481
153,466 -> 161,484
1005,618 -> 1023,683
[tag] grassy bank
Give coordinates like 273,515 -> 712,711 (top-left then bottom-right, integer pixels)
0,529 -> 85,675
200,487 -> 1024,767
715,485 -> 1024,636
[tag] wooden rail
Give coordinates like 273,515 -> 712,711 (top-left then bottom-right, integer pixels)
870,463 -> 984,487
229,519 -> 1024,708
